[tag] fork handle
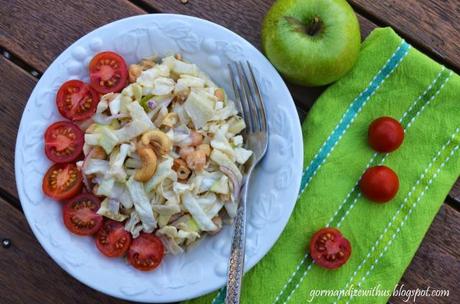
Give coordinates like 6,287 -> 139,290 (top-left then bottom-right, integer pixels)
225,178 -> 250,304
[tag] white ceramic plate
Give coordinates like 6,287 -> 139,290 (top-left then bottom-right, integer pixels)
15,14 -> 303,303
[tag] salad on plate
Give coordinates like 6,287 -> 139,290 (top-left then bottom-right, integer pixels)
41,51 -> 252,271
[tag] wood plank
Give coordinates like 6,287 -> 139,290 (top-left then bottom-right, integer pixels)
0,0 -> 144,72
0,56 -> 36,201
0,197 -> 132,304
448,178 -> 460,203
389,204 -> 460,304
142,0 -> 375,48
349,0 -> 460,72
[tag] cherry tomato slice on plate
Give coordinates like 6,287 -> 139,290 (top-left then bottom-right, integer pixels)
63,193 -> 103,236
360,165 -> 399,203
96,220 -> 132,258
42,163 -> 83,200
310,227 -> 351,269
56,80 -> 99,121
368,117 -> 404,153
128,233 -> 164,271
44,121 -> 84,163
89,51 -> 128,94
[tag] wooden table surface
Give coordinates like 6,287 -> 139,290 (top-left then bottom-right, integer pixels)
1,1 -> 459,303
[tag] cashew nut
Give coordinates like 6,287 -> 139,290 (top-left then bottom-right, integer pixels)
134,148 -> 157,182
190,131 -> 203,146
139,58 -> 155,70
208,216 -> 223,236
185,150 -> 207,171
128,64 -> 142,83
219,193 -> 231,202
174,53 -> 183,61
92,146 -> 107,160
172,158 -> 191,180
141,130 -> 172,157
161,112 -> 179,128
86,123 -> 98,133
179,146 -> 195,159
196,144 -> 211,157
214,88 -> 225,101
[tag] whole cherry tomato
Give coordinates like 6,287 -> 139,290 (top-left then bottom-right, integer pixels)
360,165 -> 399,203
368,117 -> 404,153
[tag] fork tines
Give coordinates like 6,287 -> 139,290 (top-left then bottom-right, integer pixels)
228,62 -> 267,134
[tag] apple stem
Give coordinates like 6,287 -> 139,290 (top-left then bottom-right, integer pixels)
307,16 -> 321,36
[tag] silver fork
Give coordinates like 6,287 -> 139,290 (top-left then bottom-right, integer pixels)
225,62 -> 269,304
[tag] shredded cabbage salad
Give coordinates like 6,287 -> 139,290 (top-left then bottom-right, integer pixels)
77,54 -> 252,255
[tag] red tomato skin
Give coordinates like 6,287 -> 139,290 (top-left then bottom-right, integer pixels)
309,227 -> 352,269
96,220 -> 132,258
56,80 -> 99,121
42,163 -> 83,201
360,166 -> 399,203
44,121 -> 84,163
128,233 -> 164,271
368,117 -> 404,153
88,51 -> 128,94
63,193 -> 103,236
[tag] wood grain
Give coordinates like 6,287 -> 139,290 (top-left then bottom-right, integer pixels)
0,57 -> 36,201
389,204 -> 460,304
349,0 -> 460,72
447,178 -> 460,203
142,0 -> 375,48
0,196 -> 134,304
0,0 -> 144,72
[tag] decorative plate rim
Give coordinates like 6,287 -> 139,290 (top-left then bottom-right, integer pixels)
14,14 -> 303,303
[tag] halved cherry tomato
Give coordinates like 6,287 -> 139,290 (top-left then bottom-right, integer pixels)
310,227 -> 351,269
42,163 -> 83,200
360,165 -> 399,203
96,220 -> 132,257
44,121 -> 84,163
128,233 -> 164,271
56,80 -> 99,121
368,117 -> 404,153
63,193 -> 103,236
89,51 -> 128,94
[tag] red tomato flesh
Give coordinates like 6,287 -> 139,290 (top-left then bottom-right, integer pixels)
360,166 -> 399,203
310,227 -> 351,269
128,233 -> 164,271
368,117 -> 404,153
56,80 -> 99,121
89,51 -> 128,94
42,163 -> 83,200
63,193 -> 103,236
96,220 -> 132,258
44,121 -> 84,163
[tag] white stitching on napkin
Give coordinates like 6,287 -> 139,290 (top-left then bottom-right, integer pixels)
272,40 -> 410,304
335,127 -> 460,304
335,69 -> 452,228
342,141 -> 460,304
273,66 -> 450,304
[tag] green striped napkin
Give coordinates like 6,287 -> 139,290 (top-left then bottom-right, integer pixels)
185,27 -> 460,304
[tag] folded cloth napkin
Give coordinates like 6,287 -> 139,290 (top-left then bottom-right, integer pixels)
185,27 -> 460,304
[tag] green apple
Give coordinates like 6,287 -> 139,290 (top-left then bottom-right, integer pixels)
262,0 -> 361,86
